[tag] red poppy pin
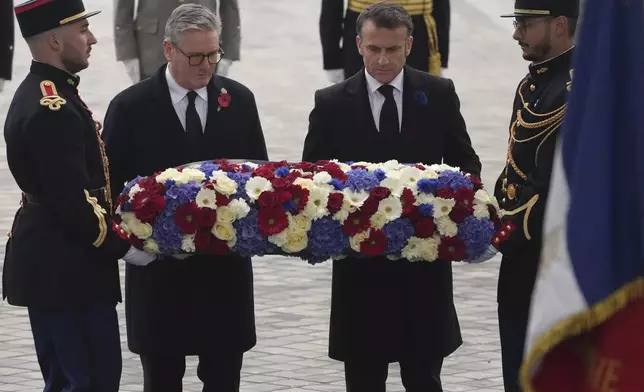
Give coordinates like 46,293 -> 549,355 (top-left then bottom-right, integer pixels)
217,87 -> 231,111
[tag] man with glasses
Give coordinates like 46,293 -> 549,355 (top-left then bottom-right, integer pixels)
102,4 -> 268,391
467,0 -> 579,391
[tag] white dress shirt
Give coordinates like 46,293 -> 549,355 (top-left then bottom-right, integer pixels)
165,66 -> 208,132
365,69 -> 404,132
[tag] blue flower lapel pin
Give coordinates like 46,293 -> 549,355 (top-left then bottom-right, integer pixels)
414,91 -> 428,106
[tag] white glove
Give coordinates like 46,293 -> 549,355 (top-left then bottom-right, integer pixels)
467,244 -> 499,264
0,79 -> 5,93
122,58 -> 140,84
325,69 -> 345,84
122,245 -> 156,266
216,58 -> 233,76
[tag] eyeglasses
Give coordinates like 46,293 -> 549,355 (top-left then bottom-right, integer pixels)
175,45 -> 225,66
513,17 -> 552,34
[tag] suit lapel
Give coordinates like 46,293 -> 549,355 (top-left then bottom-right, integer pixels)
204,76 -> 224,137
345,70 -> 378,135
401,66 -> 423,136
153,65 -> 187,138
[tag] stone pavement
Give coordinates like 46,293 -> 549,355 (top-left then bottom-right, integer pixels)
0,0 -> 531,390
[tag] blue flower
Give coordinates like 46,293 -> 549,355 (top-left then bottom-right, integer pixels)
414,91 -> 428,106
165,182 -> 201,204
417,178 -> 439,194
458,216 -> 495,259
418,204 -> 434,217
228,172 -> 252,201
330,178 -> 345,191
122,176 -> 144,195
383,218 -> 414,254
151,214 -> 183,254
275,167 -> 290,177
373,169 -> 386,181
307,217 -> 349,263
438,171 -> 474,191
199,162 -> 220,178
283,200 -> 298,214
232,209 -> 273,257
345,169 -> 380,192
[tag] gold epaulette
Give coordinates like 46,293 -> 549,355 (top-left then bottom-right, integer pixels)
39,80 -> 66,111
347,0 -> 442,75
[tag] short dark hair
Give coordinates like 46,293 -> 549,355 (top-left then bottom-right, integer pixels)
355,2 -> 414,37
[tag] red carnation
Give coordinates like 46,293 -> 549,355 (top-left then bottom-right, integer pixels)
131,192 -> 165,223
449,203 -> 474,224
360,197 -> 379,215
360,229 -> 387,257
343,210 -> 371,236
210,238 -> 230,255
286,171 -> 303,182
258,191 -> 279,208
174,202 -> 201,234
289,185 -> 309,213
258,207 -> 288,236
215,193 -> 231,207
321,163 -> 347,181
469,175 -> 483,190
272,177 -> 292,190
294,162 -> 316,172
454,188 -> 475,207
438,236 -> 467,261
254,166 -> 275,180
200,208 -> 217,228
414,164 -> 426,170
437,188 -> 454,199
195,230 -> 212,250
401,187 -> 416,207
138,177 -> 165,195
219,163 -> 239,172
415,219 -> 436,238
327,193 -> 344,214
370,186 -> 391,201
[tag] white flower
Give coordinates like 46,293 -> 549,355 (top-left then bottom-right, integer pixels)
435,217 -> 458,237
155,168 -> 183,183
400,167 -> 423,186
212,175 -> 238,196
377,196 -> 402,221
430,164 -> 460,172
369,211 -> 388,229
293,177 -> 315,190
195,188 -> 218,210
382,160 -> 401,170
473,204 -> 490,219
216,206 -> 235,224
333,197 -> 354,223
128,219 -> 153,239
268,229 -> 288,246
245,177 -> 273,201
342,188 -> 369,208
313,171 -> 332,185
181,234 -> 196,252
282,228 -> 308,253
420,168 -> 439,179
474,189 -> 493,205
379,177 -> 404,196
242,162 -> 259,169
180,168 -> 206,183
143,239 -> 160,254
304,187 -> 330,219
120,212 -> 137,225
416,193 -> 435,205
212,222 -> 236,241
349,229 -> 370,252
229,199 -> 250,219
289,214 -> 312,232
128,184 -> 143,198
432,197 -> 456,218
401,236 -> 439,262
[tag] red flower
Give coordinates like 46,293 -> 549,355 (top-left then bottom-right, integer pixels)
210,238 -> 230,255
454,188 -> 475,207
405,205 -> 422,221
360,229 -> 387,257
218,93 -> 231,108
321,163 -> 347,181
469,174 -> 483,190
131,192 -> 165,223
449,203 -> 474,224
258,191 -> 279,208
219,163 -> 239,172
327,193 -> 344,214
254,166 -> 275,180
343,210 -> 371,236
414,164 -> 426,170
195,230 -> 212,250
370,186 -> 391,201
360,197 -> 379,215
438,236 -> 467,261
138,177 -> 165,195
289,185 -> 309,213
200,208 -> 217,228
415,219 -> 436,238
437,188 -> 454,199
401,187 -> 416,207
276,190 -> 293,204
271,177 -> 292,190
215,193 -> 231,207
174,202 -> 201,234
258,207 -> 288,236
294,162 -> 316,172
285,171 -> 303,182
115,193 -> 128,209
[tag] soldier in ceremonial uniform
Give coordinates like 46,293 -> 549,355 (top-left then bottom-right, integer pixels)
468,0 -> 579,391
2,0 -> 154,390
320,0 -> 450,83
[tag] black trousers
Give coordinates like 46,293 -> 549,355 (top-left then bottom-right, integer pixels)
498,306 -> 530,392
28,305 -> 122,392
140,353 -> 243,392
344,357 -> 444,392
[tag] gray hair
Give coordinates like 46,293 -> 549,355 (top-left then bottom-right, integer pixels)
356,2 -> 413,37
164,3 -> 222,45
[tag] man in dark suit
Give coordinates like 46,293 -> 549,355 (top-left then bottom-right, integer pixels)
101,4 -> 268,392
3,0 -> 154,390
303,3 -> 481,392
320,0 -> 450,83
0,0 -> 14,91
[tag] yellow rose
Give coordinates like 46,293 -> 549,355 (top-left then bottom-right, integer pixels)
212,222 -> 236,241
143,239 -> 160,254
129,220 -> 153,239
216,206 -> 235,224
282,229 -> 308,253
289,214 -> 312,232
213,176 -> 238,196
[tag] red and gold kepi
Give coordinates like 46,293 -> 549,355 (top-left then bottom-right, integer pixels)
14,0 -> 100,38
500,0 -> 579,18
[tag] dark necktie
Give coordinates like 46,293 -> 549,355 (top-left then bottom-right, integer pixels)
185,91 -> 203,159
378,84 -> 399,136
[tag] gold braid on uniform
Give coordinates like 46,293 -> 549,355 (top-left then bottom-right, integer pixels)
348,0 -> 442,75
504,79 -> 566,183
